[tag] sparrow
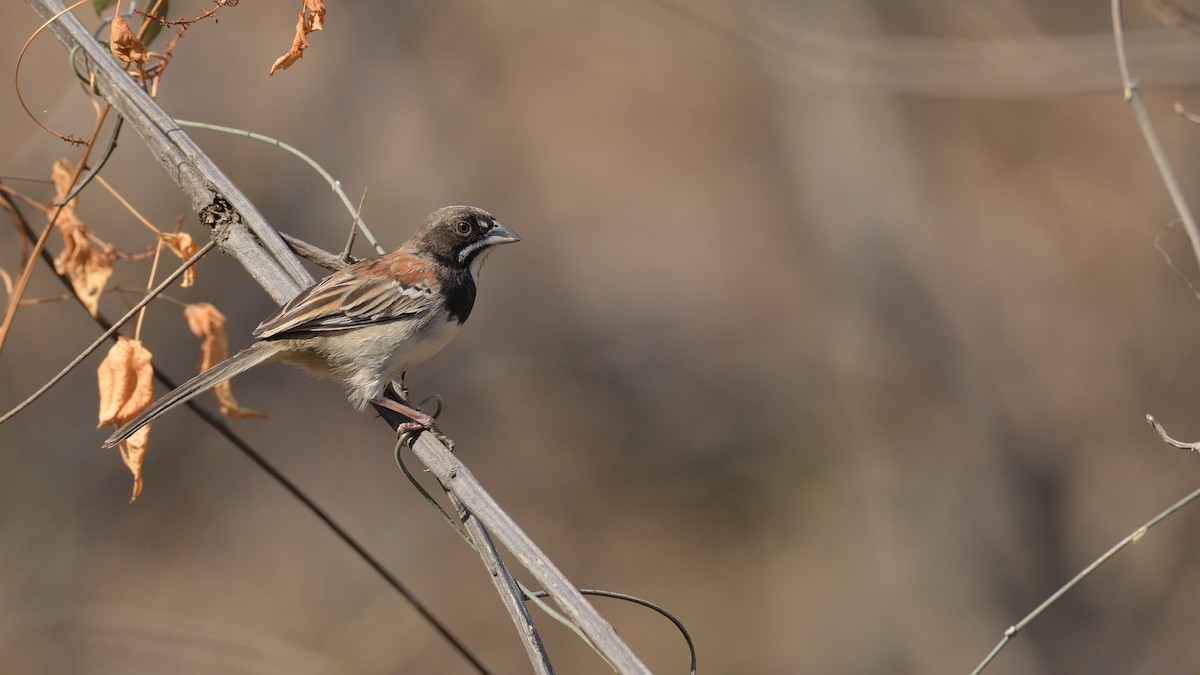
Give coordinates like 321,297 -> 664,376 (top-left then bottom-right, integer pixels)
103,205 -> 520,449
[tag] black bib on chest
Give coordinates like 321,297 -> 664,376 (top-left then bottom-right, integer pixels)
440,268 -> 476,324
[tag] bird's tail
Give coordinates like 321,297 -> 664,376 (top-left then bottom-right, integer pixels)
103,341 -> 283,448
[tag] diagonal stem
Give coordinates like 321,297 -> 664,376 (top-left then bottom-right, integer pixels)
1112,0 -> 1200,270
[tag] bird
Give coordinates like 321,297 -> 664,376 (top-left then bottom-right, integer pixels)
103,205 -> 520,449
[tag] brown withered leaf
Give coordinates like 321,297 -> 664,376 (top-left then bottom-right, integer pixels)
305,0 -> 326,31
269,12 -> 309,76
97,337 -> 154,427
49,160 -> 113,317
54,221 -> 113,317
160,231 -> 200,288
183,303 -> 265,419
119,426 -> 149,501
97,337 -> 155,501
269,1 -> 326,76
50,158 -> 78,214
110,15 -> 148,67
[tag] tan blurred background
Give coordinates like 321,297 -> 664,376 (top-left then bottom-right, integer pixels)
5,1 -> 1200,672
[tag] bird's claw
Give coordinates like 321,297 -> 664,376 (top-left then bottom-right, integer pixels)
396,419 -> 455,451
379,392 -> 453,451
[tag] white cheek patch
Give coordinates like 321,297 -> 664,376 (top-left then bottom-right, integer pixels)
469,248 -> 493,281
458,238 -> 488,264
459,220 -> 516,279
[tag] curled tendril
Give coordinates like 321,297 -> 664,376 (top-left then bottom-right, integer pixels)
396,394 -> 445,447
16,0 -> 93,145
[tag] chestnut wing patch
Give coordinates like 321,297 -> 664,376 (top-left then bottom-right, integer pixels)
253,255 -> 437,338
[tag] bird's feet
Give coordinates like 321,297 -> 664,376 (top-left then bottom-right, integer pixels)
374,395 -> 455,451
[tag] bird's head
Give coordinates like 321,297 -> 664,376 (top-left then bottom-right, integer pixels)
409,205 -> 521,279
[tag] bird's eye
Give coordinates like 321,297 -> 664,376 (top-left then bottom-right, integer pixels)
455,220 -> 473,236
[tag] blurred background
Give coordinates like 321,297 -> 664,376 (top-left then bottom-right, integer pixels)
5,1 -> 1200,672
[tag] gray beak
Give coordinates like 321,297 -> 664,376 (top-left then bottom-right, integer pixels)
485,221 -> 521,245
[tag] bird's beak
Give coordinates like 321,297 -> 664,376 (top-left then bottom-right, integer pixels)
485,221 -> 521,246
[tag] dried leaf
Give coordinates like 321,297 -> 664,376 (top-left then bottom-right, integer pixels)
269,1 -> 325,76
54,222 -> 113,317
269,11 -> 309,76
97,337 -> 155,501
49,160 -> 112,317
110,15 -> 149,66
120,426 -> 148,501
97,337 -> 154,428
160,231 -> 200,287
304,0 -> 325,31
50,158 -> 78,214
183,303 -> 265,419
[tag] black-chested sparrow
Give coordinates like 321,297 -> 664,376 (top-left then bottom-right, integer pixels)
103,205 -> 520,448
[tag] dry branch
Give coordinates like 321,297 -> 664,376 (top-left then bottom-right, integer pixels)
28,0 -> 311,302
23,0 -> 651,671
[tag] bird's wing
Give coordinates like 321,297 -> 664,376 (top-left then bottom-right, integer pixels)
253,254 -> 438,338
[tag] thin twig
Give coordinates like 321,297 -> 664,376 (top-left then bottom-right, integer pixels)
0,102 -> 111,357
341,188 -> 369,261
1152,222 -> 1200,300
0,175 -> 53,184
175,119 -> 386,255
111,284 -> 187,309
969,416 -> 1200,674
55,117 -> 124,207
181,435 -> 493,675
0,240 -> 214,426
138,0 -> 231,28
19,292 -> 78,306
1175,100 -> 1200,124
451,491 -> 555,675
0,189 -> 31,265
1113,0 -> 1200,271
278,231 -> 355,271
537,589 -> 697,675
0,182 -> 52,213
1145,0 -> 1200,34
0,269 -> 13,299
0,239 -> 211,422
1147,413 -> 1200,452
134,238 -> 165,340
14,0 -> 91,144
94,173 -> 162,234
